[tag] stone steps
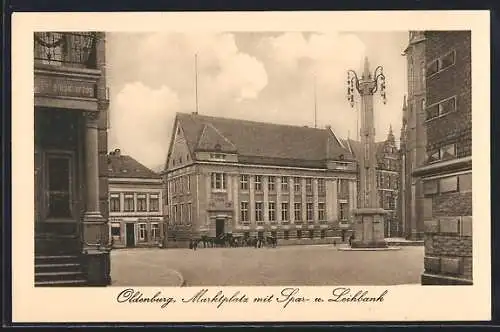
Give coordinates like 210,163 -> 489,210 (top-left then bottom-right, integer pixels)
35,254 -> 87,287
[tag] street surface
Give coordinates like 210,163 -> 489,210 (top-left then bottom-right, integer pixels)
111,244 -> 424,286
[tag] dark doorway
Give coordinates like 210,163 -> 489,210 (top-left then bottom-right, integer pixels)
341,230 -> 346,242
215,219 -> 225,238
126,223 -> 135,247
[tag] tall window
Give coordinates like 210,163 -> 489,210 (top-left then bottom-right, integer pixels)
281,176 -> 289,191
240,202 -> 249,222
110,193 -> 120,212
137,194 -> 147,212
318,202 -> 325,221
173,205 -> 178,224
138,223 -> 147,241
306,178 -> 313,193
255,175 -> 262,191
46,155 -> 72,218
240,175 -> 249,190
294,203 -> 302,221
306,203 -> 314,221
186,175 -> 191,192
110,222 -> 120,237
318,179 -> 325,194
179,177 -> 184,193
211,173 -> 226,190
339,202 -> 348,221
268,202 -> 276,221
281,202 -> 289,221
255,202 -> 263,221
151,223 -> 160,240
149,193 -> 159,212
187,203 -> 192,224
268,176 -> 276,191
124,193 -> 134,212
179,203 -> 183,224
338,179 -> 349,195
294,177 -> 301,193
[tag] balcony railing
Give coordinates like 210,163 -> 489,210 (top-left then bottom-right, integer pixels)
34,32 -> 98,69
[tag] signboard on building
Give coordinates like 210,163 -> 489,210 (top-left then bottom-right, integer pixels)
35,75 -> 96,99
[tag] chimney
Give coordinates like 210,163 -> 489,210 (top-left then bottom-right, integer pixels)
114,148 -> 121,157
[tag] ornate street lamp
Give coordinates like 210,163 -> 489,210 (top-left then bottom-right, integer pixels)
345,57 -> 389,249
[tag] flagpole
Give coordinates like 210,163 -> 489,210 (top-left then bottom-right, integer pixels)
195,53 -> 199,114
314,74 -> 317,128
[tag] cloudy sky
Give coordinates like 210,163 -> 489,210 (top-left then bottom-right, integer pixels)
106,31 -> 409,171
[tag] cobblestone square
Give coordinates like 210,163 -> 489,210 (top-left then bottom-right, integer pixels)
111,245 -> 424,286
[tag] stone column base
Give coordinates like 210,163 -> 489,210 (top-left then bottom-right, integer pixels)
351,240 -> 388,248
82,250 -> 111,286
421,273 -> 473,285
351,208 -> 388,248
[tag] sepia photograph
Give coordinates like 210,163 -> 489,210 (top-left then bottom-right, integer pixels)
12,10 -> 490,323
33,29 -> 472,288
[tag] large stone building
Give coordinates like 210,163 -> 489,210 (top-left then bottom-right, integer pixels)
342,127 -> 402,238
410,31 -> 472,285
163,113 -> 359,247
400,31 -> 427,240
108,149 -> 166,248
34,32 -> 111,286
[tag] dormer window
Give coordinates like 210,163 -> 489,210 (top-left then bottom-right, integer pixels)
210,153 -> 226,161
214,143 -> 222,151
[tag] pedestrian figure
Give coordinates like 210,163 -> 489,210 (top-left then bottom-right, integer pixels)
193,239 -> 198,251
333,239 -> 337,247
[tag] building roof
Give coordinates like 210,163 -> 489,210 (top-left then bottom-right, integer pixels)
342,135 -> 399,169
171,112 -> 354,169
108,149 -> 161,179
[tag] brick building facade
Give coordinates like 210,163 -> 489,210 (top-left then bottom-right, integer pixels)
163,113 -> 358,247
34,32 -> 111,286
343,127 -> 402,238
412,31 -> 473,285
108,149 -> 166,248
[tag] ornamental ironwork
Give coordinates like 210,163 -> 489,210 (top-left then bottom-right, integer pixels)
34,32 -> 98,69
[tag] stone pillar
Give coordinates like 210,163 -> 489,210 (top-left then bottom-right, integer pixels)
348,180 -> 356,215
263,176 -> 269,223
276,176 -> 282,223
350,57 -> 387,248
301,178 -> 307,221
289,177 -> 295,224
249,175 -> 255,226
233,175 -> 239,226
331,179 -> 338,222
313,179 -> 319,222
82,111 -> 110,286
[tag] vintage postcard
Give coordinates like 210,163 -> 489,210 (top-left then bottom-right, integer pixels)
11,10 -> 490,323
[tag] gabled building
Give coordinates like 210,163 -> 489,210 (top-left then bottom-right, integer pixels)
108,149 -> 166,248
342,127 -> 402,238
163,112 -> 359,247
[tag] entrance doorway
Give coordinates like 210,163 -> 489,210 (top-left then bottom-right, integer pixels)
215,219 -> 225,238
126,223 -> 135,247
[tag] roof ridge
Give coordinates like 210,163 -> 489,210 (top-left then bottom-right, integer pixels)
177,111 -> 328,132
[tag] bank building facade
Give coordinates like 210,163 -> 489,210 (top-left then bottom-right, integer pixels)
34,32 -> 111,286
164,113 -> 359,247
